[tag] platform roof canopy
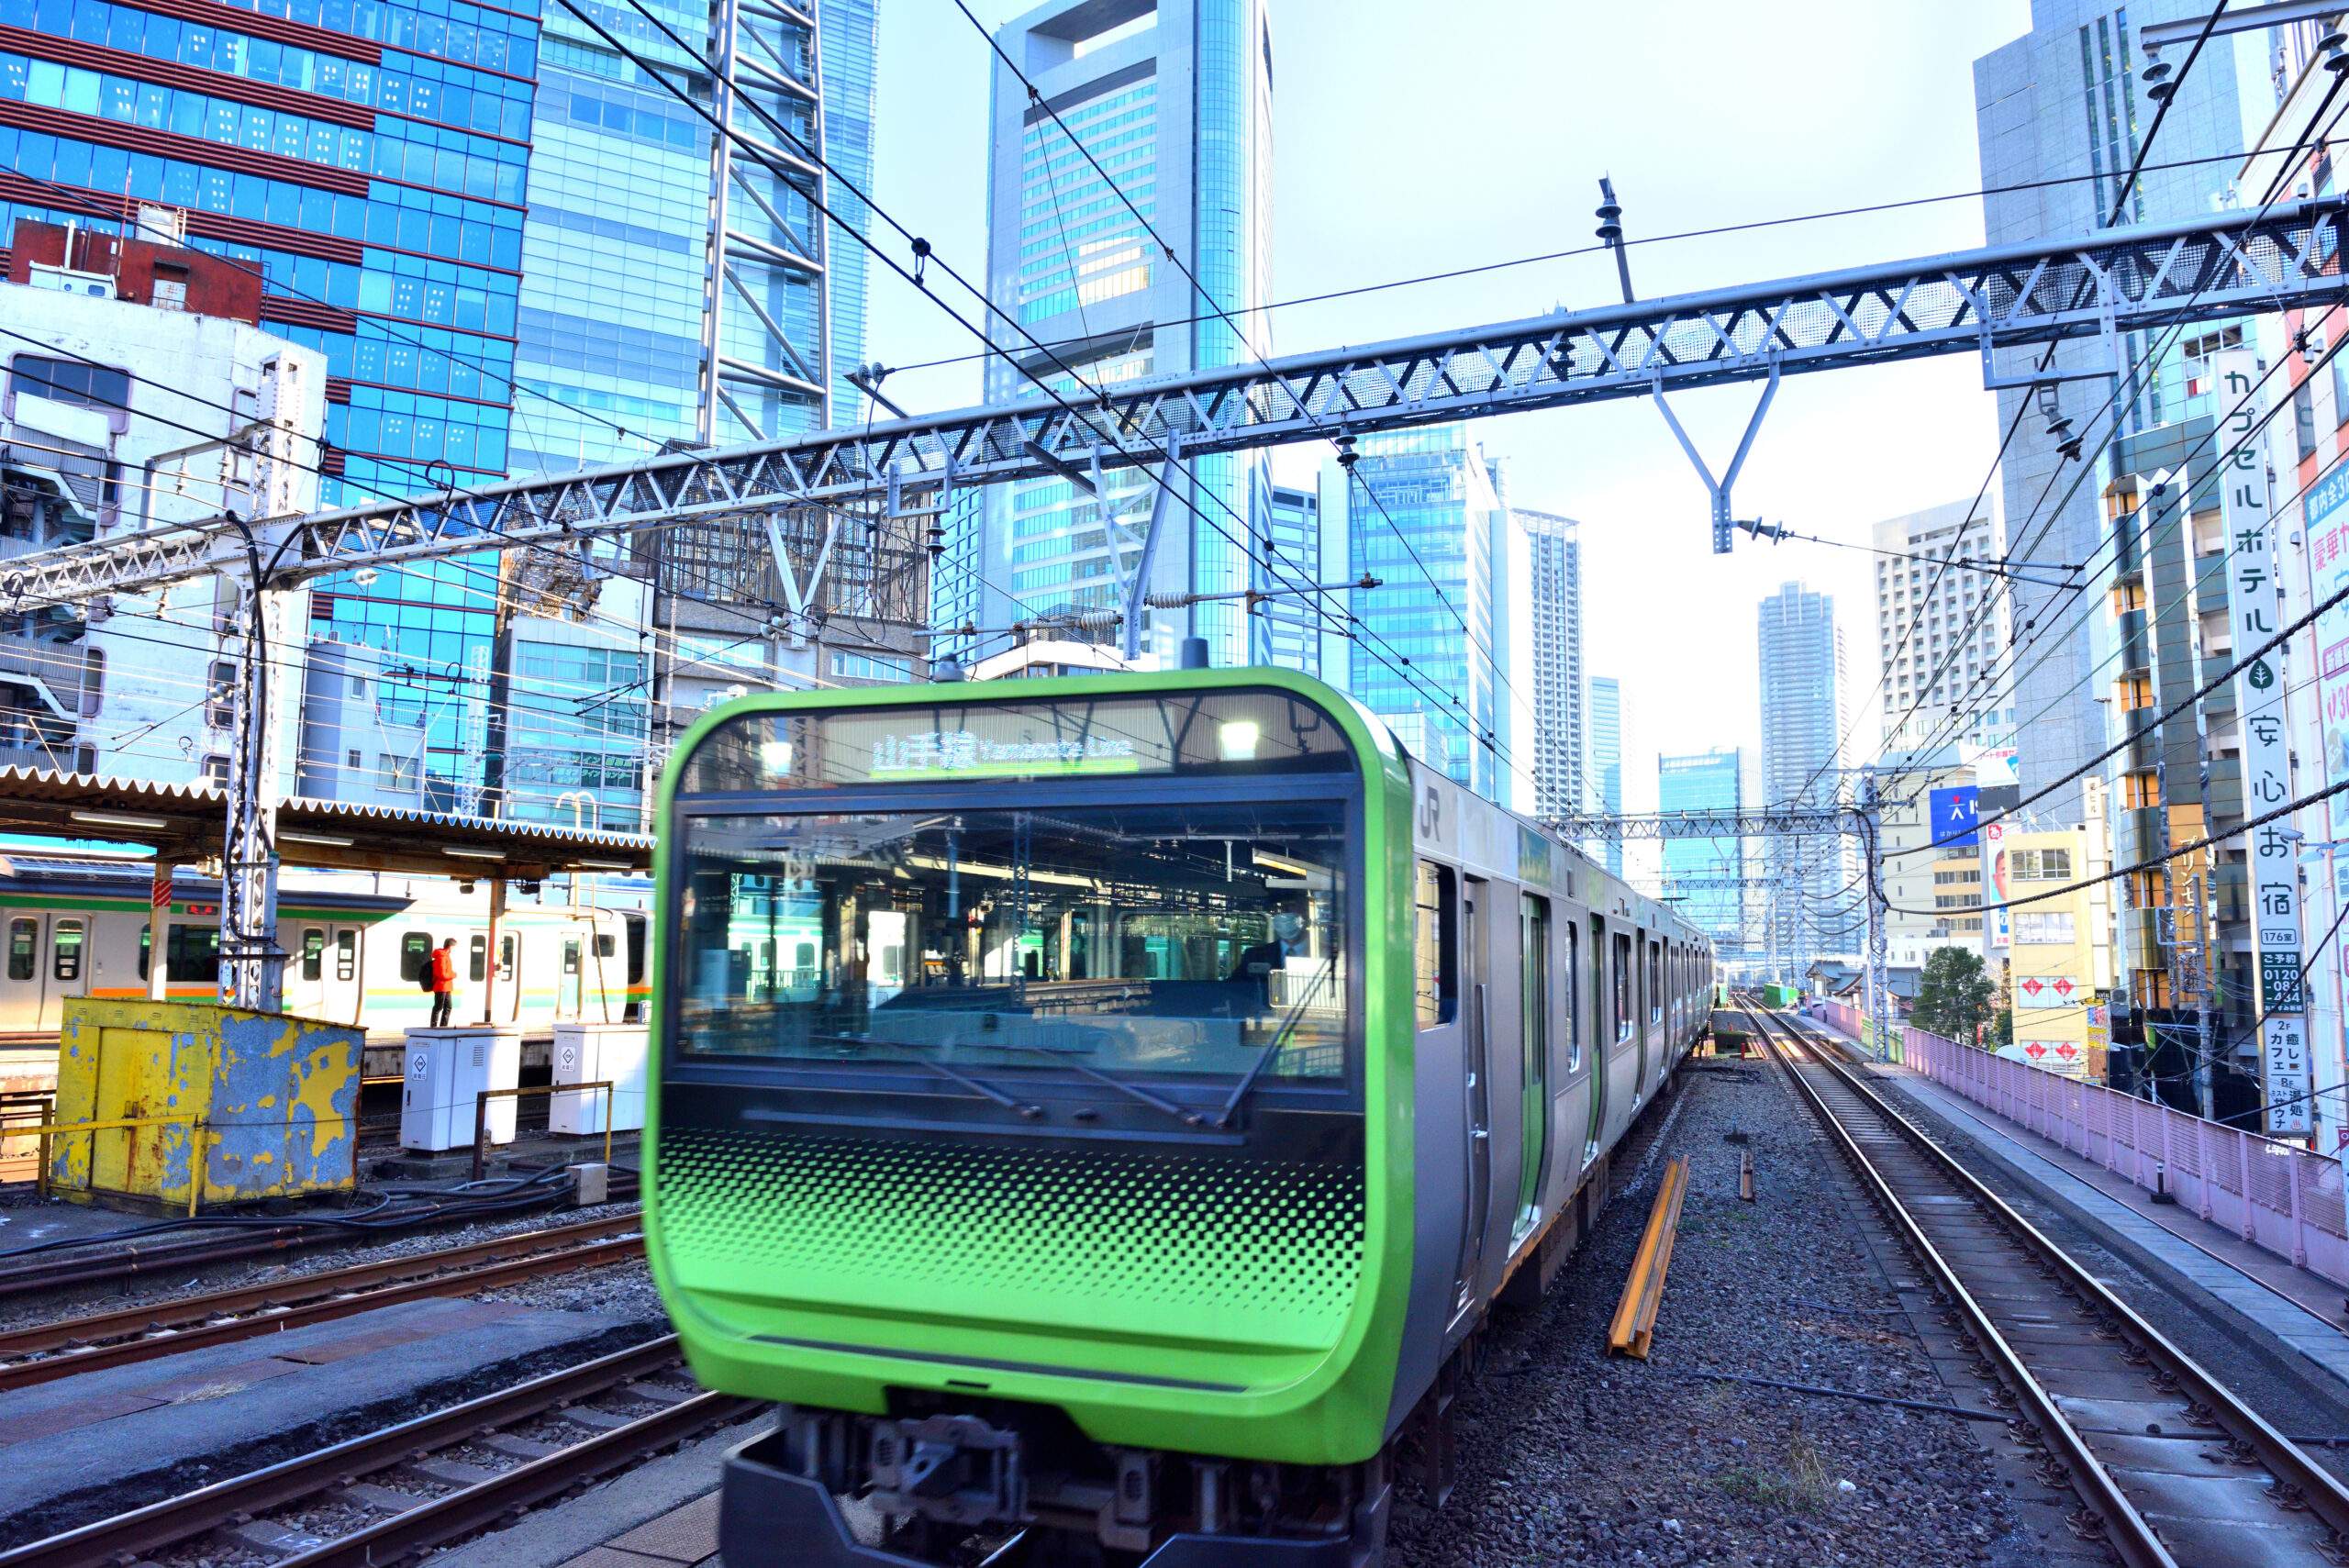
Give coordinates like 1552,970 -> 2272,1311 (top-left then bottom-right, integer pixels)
0,769 -> 653,881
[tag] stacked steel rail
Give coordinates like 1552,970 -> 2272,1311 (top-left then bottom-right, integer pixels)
1745,1000 -> 2349,1568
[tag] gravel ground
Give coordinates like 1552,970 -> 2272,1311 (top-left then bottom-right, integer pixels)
470,1252 -> 665,1318
1386,1056 -> 2053,1568
0,1195 -> 645,1332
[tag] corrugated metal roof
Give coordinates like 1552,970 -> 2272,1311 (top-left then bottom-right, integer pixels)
0,767 -> 654,878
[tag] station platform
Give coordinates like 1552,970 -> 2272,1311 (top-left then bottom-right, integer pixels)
1804,1016 -> 2349,1399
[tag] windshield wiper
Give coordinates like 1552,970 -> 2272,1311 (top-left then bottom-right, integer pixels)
1208,958 -> 1339,1129
814,1032 -> 1043,1119
1003,1044 -> 1208,1130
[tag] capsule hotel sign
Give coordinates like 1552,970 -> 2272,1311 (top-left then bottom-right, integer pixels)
2213,350 -> 2310,1136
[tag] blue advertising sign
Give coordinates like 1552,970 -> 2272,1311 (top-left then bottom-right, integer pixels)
1930,784 -> 1980,849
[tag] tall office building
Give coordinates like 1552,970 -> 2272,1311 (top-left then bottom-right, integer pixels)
1974,2 -> 2261,817
1757,582 -> 1852,966
1588,674 -> 1622,877
952,0 -> 1274,670
1658,749 -> 1744,951
1873,495 -> 2011,754
1321,426 -> 1528,805
514,0 -> 875,470
0,0 -> 540,807
1519,507 -> 1586,821
1256,478 -> 1322,675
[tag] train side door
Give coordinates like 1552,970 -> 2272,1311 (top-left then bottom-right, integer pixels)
40,915 -> 89,1029
0,916 -> 40,1027
1452,876 -> 1492,1309
559,935 -> 584,1019
1584,915 -> 1607,1166
1513,894 -> 1551,1239
332,928 -> 362,1026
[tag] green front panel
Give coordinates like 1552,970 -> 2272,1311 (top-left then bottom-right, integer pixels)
644,669 -> 1417,1465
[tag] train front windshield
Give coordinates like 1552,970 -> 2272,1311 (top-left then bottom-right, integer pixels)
666,688 -> 1363,1112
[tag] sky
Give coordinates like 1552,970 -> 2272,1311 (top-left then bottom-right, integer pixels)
857,0 -> 2038,842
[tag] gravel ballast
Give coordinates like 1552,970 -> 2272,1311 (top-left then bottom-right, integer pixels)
1385,1055 -> 2058,1568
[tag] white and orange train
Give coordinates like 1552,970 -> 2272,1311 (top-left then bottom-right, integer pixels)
0,855 -> 648,1071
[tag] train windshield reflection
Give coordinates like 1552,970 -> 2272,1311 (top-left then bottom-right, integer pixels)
673,800 -> 1351,1083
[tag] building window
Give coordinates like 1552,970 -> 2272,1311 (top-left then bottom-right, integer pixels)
10,355 -> 129,414
378,753 -> 417,792
2122,772 -> 2160,809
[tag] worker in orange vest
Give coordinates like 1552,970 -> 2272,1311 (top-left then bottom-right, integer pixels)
429,936 -> 459,1029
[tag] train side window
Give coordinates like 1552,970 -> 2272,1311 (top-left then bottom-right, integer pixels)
501,932 -> 519,978
138,926 -> 150,981
562,940 -> 582,975
595,932 -> 617,959
399,932 -> 432,982
335,929 -> 356,982
301,929 -> 324,982
166,925 -> 219,982
1649,941 -> 1663,1026
1413,860 -> 1457,1028
623,914 -> 647,985
7,917 -> 35,981
1564,921 -> 1581,1072
51,919 -> 83,982
469,935 -> 487,983
1612,932 -> 1633,1042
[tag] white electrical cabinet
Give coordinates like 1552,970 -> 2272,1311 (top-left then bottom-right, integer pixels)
550,1023 -> 649,1134
400,1027 -> 523,1151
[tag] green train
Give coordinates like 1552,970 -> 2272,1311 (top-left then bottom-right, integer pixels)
646,670 -> 1713,1566
1761,981 -> 1800,1010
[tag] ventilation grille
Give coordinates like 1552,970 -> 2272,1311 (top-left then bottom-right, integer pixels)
659,1126 -> 1365,1351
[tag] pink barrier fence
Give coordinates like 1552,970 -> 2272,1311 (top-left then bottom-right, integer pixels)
1803,1003 -> 2349,1288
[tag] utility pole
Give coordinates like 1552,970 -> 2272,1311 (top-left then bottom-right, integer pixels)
217,357 -> 314,1015
1861,773 -> 1889,1061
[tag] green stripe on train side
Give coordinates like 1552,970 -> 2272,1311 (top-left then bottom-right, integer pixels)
643,667 -> 1417,1466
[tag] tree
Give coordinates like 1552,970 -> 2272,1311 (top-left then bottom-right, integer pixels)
1911,947 -> 1997,1042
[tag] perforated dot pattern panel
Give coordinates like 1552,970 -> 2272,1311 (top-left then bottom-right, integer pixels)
659,1126 -> 1366,1353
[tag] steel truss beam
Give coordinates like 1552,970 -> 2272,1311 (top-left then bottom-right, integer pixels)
1555,807 -> 1863,841
9,195 -> 2349,606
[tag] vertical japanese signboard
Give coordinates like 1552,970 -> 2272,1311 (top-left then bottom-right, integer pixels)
2306,452 -> 2349,840
2215,351 -> 2310,1135
1984,820 -> 2011,949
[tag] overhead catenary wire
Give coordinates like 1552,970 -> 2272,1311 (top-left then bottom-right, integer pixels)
573,0 -> 1497,754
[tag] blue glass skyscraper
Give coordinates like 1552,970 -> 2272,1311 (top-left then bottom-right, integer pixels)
514,0 -> 874,470
0,0 -> 539,806
1658,748 -> 1745,950
949,0 -> 1272,669
1589,674 -> 1622,876
1322,425 -> 1515,803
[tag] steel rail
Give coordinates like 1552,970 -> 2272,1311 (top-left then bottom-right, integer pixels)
267,1386 -> 754,1568
1771,1011 -> 2349,1542
1743,1002 -> 2175,1568
0,1334 -> 692,1568
0,1214 -> 646,1390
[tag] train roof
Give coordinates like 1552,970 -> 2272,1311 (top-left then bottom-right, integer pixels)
0,857 -> 412,916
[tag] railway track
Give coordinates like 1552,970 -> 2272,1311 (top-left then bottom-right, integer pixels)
0,1212 -> 645,1391
1743,998 -> 2349,1568
0,1333 -> 751,1568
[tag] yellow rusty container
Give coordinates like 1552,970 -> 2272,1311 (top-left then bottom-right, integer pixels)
51,998 -> 362,1209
